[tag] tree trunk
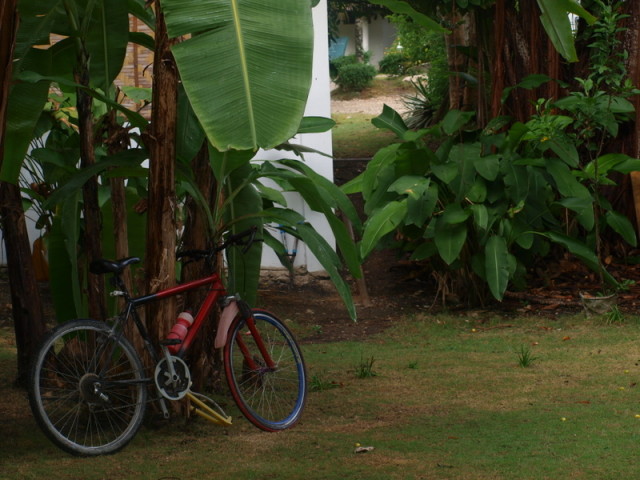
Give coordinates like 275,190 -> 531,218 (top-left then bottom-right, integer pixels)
444,9 -> 475,113
145,1 -> 178,343
75,65 -> 106,321
106,110 -> 132,289
0,0 -> 46,387
181,144 -> 222,392
612,1 -> 640,236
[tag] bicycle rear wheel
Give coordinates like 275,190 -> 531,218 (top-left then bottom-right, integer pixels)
224,309 -> 307,431
29,319 -> 147,456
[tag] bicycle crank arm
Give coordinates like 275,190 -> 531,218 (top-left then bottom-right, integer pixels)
186,392 -> 232,426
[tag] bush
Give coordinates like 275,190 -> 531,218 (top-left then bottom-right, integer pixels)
378,52 -> 408,75
334,63 -> 377,91
329,54 -> 358,79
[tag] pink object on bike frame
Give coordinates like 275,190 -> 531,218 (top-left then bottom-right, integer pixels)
215,301 -> 239,349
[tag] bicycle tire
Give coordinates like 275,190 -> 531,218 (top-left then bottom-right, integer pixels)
224,309 -> 307,431
29,319 -> 147,456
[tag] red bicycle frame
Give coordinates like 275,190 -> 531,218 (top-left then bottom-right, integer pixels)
129,271 -> 275,369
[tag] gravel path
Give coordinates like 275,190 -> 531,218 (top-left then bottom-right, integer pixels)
331,95 -> 407,116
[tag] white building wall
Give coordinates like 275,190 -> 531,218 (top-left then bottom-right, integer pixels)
337,17 -> 396,67
258,0 -> 334,272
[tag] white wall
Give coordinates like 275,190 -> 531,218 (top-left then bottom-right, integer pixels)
337,17 -> 396,67
258,0 -> 334,272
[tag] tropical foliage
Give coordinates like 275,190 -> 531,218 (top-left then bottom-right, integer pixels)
345,0 -> 640,304
0,0 -> 364,386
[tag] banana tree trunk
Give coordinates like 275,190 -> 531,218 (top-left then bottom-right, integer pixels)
75,66 -> 107,321
145,1 -> 178,343
0,0 -> 45,387
181,144 -> 221,392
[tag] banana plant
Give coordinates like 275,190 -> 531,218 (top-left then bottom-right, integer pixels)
162,0 -> 314,151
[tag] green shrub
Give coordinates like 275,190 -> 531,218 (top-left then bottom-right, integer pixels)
378,52 -> 408,75
343,101 -> 639,305
329,54 -> 358,79
335,63 -> 377,91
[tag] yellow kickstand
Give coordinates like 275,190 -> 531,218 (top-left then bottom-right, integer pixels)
186,391 -> 233,426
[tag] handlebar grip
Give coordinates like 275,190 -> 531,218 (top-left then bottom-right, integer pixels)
176,249 -> 209,260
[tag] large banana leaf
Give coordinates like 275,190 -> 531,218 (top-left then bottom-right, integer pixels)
162,0 -> 314,151
536,0 -> 596,62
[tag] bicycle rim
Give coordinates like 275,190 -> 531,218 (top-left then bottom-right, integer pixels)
224,310 -> 307,431
29,320 -> 147,456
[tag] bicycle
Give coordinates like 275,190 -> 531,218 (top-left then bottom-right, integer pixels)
28,227 -> 307,456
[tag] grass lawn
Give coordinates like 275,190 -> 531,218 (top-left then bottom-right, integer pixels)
331,76 -> 412,159
331,113 -> 399,159
3,312 -> 640,479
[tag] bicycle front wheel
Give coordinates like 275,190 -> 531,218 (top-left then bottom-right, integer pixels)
29,319 -> 147,456
224,309 -> 307,431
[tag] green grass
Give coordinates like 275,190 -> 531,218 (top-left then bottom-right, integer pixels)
331,75 -> 411,159
331,113 -> 398,158
4,313 -> 640,478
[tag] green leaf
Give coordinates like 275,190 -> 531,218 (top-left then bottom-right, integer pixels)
434,221 -> 467,265
431,162 -> 458,184
16,71 -> 148,128
536,0 -> 595,62
543,231 -> 618,287
470,204 -> 489,231
556,197 -> 594,231
606,211 -> 637,247
545,159 -> 591,199
548,137 -> 579,167
263,208 -> 357,321
360,200 -> 408,259
371,105 -> 409,138
369,0 -> 449,33
583,154 -> 634,178
210,147 -> 257,184
474,154 -> 500,181
1,49 -> 51,183
43,150 -> 147,208
86,0 -> 130,91
224,164 -> 264,306
441,204 -> 471,225
120,86 -> 152,103
176,85 -> 206,165
276,159 -> 362,231
127,0 -> 156,30
502,74 -> 553,104
298,117 -> 336,134
406,183 -> 437,227
441,110 -> 475,135
387,175 -> 429,197
163,0 -> 314,151
48,210 -> 81,323
485,236 -> 510,300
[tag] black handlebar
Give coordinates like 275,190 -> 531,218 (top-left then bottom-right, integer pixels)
176,227 -> 260,261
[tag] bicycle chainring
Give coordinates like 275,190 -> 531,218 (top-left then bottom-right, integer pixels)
154,355 -> 192,400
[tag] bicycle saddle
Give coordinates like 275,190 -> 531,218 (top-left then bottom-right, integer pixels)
90,257 -> 140,275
